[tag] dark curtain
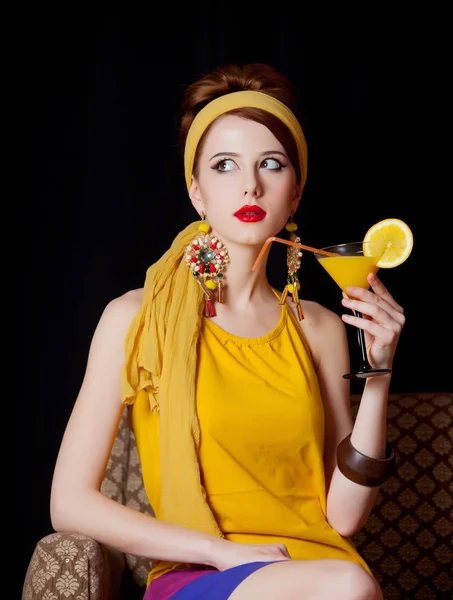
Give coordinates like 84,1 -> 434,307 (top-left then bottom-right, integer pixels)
19,6 -> 448,596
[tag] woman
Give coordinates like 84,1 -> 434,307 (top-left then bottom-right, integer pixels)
50,63 -> 404,599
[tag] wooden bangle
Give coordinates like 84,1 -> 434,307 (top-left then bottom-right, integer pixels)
337,433 -> 396,487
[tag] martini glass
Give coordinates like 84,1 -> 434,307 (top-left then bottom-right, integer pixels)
314,241 -> 391,379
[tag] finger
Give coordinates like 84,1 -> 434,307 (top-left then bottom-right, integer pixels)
342,295 -> 405,330
341,312 -> 397,346
345,275 -> 402,312
367,273 -> 404,314
278,544 -> 291,558
345,283 -> 392,308
343,281 -> 405,325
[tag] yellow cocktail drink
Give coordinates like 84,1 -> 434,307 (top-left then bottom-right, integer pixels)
280,220 -> 412,379
316,255 -> 379,292
314,240 -> 388,379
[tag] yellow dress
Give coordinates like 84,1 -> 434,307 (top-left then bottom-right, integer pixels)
129,301 -> 371,587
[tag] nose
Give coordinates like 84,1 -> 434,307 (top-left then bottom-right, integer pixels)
243,172 -> 262,198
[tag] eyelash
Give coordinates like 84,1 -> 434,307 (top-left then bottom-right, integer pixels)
212,157 -> 284,171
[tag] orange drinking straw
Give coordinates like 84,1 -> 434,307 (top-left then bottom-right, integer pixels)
251,236 -> 338,271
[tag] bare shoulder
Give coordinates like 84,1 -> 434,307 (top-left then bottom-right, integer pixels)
287,297 -> 344,331
300,299 -> 344,329
91,287 -> 144,348
289,299 -> 347,368
102,287 -> 144,323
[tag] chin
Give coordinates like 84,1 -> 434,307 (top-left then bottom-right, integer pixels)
213,221 -> 280,248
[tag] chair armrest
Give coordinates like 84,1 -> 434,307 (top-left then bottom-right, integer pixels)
22,532 -> 125,600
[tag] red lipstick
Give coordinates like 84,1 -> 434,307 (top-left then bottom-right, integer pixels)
233,205 -> 267,222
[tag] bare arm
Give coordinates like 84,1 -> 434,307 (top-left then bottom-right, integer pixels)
312,273 -> 405,537
308,304 -> 386,537
50,290 -> 223,565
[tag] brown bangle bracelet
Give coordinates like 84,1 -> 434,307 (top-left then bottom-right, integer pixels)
337,433 -> 396,487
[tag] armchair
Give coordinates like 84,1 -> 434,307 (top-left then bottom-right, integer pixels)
22,392 -> 453,600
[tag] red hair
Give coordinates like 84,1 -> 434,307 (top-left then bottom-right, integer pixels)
179,64 -> 305,184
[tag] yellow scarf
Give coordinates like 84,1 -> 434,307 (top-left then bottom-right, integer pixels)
121,220 -> 224,536
121,90 -> 307,537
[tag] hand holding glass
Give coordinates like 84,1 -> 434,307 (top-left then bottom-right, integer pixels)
313,241 -> 391,379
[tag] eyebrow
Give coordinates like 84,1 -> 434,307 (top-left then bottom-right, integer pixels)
208,150 -> 287,161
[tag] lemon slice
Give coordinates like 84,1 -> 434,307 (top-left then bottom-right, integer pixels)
363,218 -> 414,268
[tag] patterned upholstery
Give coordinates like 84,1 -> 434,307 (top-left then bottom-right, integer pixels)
350,393 -> 453,600
22,392 -> 453,599
21,532 -> 124,600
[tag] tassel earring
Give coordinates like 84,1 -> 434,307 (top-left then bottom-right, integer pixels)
185,213 -> 229,317
279,214 -> 304,320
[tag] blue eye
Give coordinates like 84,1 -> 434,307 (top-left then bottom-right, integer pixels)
214,158 -> 236,172
261,157 -> 282,170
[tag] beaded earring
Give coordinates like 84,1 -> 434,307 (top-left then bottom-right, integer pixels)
279,214 -> 304,320
185,213 -> 229,317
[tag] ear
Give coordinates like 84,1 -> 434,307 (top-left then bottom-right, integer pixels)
291,184 -> 302,214
188,176 -> 205,215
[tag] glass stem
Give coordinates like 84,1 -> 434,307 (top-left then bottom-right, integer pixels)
355,310 -> 372,370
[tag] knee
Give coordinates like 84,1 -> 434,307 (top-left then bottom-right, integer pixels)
340,563 -> 382,600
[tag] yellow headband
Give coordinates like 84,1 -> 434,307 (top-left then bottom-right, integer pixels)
184,90 -> 307,191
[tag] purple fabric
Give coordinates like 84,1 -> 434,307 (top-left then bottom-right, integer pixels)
144,568 -> 215,600
144,561 -> 279,599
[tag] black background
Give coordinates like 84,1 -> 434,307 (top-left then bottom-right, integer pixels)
19,6 -> 449,597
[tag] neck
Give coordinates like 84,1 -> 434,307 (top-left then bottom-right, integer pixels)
218,241 -> 273,311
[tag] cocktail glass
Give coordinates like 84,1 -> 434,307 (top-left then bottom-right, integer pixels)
313,241 -> 391,379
